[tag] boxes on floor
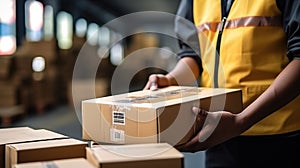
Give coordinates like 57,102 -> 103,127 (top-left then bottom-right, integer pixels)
82,86 -> 243,146
0,127 -> 67,168
14,158 -> 95,168
0,80 -> 22,107
6,138 -> 87,168
86,143 -> 184,168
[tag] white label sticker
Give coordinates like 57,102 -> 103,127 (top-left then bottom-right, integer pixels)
110,128 -> 125,143
112,111 -> 125,125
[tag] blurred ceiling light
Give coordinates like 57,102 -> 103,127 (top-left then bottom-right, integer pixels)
87,23 -> 99,46
0,0 -> 16,55
57,11 -> 73,49
0,36 -> 16,55
28,1 -> 43,31
110,42 -> 124,66
43,5 -> 54,41
0,0 -> 15,24
25,0 -> 44,41
75,18 -> 87,38
32,56 -> 46,72
97,46 -> 109,58
98,26 -> 110,47
109,30 -> 122,45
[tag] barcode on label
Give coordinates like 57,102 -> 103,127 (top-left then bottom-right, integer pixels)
110,128 -> 125,142
42,162 -> 58,168
112,111 -> 125,125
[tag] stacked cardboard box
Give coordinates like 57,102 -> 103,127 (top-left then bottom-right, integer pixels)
1,125 -> 186,168
0,57 -> 12,79
13,39 -> 60,113
0,127 -> 89,168
29,66 -> 59,113
13,56 -> 33,79
0,105 -> 25,127
0,80 -> 25,126
0,81 -> 20,107
0,127 -> 67,168
82,86 -> 243,146
86,143 -> 184,168
6,138 -> 87,168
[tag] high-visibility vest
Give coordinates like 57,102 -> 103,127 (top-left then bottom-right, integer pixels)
193,0 -> 300,135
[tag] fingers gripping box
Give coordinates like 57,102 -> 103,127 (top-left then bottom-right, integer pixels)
82,86 -> 242,146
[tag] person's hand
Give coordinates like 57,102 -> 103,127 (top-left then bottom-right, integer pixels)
175,107 -> 243,152
143,74 -> 171,90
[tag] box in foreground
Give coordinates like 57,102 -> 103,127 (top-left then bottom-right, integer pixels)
14,158 -> 95,168
0,127 -> 67,168
82,86 -> 243,146
6,138 -> 87,168
87,143 -> 184,168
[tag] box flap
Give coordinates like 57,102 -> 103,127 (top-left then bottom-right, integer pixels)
0,127 -> 35,145
83,86 -> 241,109
0,129 -> 67,145
6,139 -> 88,168
7,139 -> 87,151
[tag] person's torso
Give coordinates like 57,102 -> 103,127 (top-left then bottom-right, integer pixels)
193,0 -> 300,135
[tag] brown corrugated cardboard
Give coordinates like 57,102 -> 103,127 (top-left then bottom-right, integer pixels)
14,158 -> 95,168
0,127 -> 35,168
86,143 -> 184,168
82,86 -> 243,146
0,127 -> 67,168
0,57 -> 12,79
0,81 -> 19,107
6,138 -> 88,168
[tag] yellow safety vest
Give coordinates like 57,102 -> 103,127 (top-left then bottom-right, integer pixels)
193,0 -> 300,135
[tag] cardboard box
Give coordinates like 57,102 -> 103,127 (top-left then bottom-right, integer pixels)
14,158 -> 95,168
0,81 -> 19,107
86,143 -> 184,168
6,138 -> 88,168
0,105 -> 25,119
0,57 -> 12,79
0,127 -> 67,168
82,86 -> 243,146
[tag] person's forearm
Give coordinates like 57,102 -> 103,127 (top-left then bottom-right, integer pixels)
166,57 -> 200,85
237,59 -> 300,132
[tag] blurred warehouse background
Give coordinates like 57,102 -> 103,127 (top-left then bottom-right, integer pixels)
0,0 -> 182,125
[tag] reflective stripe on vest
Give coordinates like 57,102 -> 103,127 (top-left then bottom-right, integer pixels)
197,16 -> 282,32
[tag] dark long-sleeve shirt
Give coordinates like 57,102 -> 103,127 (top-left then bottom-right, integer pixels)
175,0 -> 300,66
